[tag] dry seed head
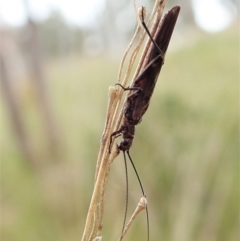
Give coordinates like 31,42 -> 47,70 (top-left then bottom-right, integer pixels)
108,85 -> 117,98
138,196 -> 148,211
93,237 -> 102,241
137,6 -> 146,28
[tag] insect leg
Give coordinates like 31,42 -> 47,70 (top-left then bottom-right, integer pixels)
109,128 -> 123,153
139,6 -> 163,56
116,83 -> 142,92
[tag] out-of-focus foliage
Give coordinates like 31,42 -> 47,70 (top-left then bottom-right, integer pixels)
3,0 -> 238,58
15,10 -> 84,57
1,23 -> 239,241
39,11 -> 84,56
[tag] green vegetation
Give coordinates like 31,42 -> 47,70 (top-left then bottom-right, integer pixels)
1,26 -> 239,241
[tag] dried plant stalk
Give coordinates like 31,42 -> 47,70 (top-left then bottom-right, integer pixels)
81,1 -> 168,240
118,197 -> 148,241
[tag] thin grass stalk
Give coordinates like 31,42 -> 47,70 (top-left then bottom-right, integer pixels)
81,1 -> 168,240
118,197 -> 148,241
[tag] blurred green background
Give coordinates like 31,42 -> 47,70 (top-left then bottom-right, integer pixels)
0,1 -> 239,241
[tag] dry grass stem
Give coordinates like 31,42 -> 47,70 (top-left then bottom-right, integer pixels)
118,197 -> 148,241
96,144 -> 119,236
87,87 -> 119,240
81,1 -> 168,240
95,86 -> 118,180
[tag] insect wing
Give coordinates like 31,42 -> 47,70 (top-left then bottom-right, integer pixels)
132,6 -> 180,121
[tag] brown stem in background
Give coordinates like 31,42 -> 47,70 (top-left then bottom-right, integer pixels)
0,54 -> 38,169
23,0 -> 61,159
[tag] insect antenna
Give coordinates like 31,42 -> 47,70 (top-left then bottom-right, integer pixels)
126,150 -> 149,241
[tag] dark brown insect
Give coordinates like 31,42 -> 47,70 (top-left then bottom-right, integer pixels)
110,5 -> 180,240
